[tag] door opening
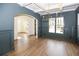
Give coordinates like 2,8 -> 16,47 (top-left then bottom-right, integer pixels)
14,14 -> 38,40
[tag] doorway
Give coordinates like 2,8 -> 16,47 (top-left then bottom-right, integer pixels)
14,14 -> 38,40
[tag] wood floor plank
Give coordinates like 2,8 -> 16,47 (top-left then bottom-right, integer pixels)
4,33 -> 79,56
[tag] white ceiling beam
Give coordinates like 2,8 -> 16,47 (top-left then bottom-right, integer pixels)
24,3 -> 32,6
34,3 -> 50,14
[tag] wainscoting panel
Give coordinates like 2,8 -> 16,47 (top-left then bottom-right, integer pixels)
0,30 -> 14,55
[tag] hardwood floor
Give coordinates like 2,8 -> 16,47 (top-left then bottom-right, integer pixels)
4,33 -> 79,56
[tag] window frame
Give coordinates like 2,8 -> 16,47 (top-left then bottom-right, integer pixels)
56,17 -> 64,34
48,17 -> 64,34
49,17 -> 55,33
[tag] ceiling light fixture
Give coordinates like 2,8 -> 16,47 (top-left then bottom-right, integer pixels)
56,3 -> 63,17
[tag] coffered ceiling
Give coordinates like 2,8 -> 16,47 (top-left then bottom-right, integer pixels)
18,3 -> 79,15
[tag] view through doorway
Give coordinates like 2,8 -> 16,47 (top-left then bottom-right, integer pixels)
14,14 -> 38,40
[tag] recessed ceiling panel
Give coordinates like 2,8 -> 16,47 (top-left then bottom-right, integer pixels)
25,3 -> 43,12
36,3 -> 63,10
18,3 -> 79,15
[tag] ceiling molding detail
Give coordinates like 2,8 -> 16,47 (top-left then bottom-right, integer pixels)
18,3 -> 79,15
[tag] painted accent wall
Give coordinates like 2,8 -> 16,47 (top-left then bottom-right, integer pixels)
0,3 -> 42,55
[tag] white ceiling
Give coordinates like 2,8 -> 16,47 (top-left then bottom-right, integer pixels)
18,3 -> 79,15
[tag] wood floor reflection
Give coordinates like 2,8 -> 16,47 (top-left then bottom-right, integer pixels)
4,33 -> 79,56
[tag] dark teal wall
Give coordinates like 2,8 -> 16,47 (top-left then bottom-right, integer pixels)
41,11 -> 77,41
63,11 -> 76,41
76,7 -> 79,43
0,3 -> 42,55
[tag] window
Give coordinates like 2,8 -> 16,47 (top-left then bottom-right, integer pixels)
56,17 -> 64,34
49,18 -> 55,33
49,17 -> 64,34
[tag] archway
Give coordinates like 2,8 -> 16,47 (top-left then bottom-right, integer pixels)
14,14 -> 38,40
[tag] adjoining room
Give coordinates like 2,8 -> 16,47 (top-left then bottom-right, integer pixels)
14,14 -> 38,40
